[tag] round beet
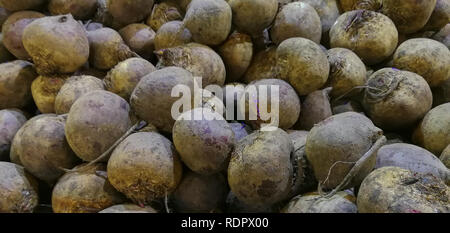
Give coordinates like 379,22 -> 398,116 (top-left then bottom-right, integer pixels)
358,166 -> 449,213
270,2 -> 322,45
326,48 -> 367,98
330,10 -> 398,65
52,163 -> 124,213
22,15 -> 89,75
173,108 -> 235,175
104,57 -> 156,100
183,0 -> 232,46
413,103 -> 450,156
65,90 -> 132,161
306,112 -> 384,190
241,79 -> 301,130
276,37 -> 329,95
130,66 -> 196,133
12,114 -> 79,184
393,38 -> 450,87
228,128 -> 293,206
108,132 -> 183,205
362,68 -> 432,130
0,162 -> 38,213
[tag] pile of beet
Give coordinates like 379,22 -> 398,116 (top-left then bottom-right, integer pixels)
0,0 -> 449,213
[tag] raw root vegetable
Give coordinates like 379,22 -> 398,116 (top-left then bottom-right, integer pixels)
326,48 -> 367,98
87,27 -> 135,70
130,66 -> 196,133
1,11 -> 44,60
119,24 -> 156,61
423,0 -> 450,31
295,88 -> 332,131
52,163 -> 124,213
31,75 -> 67,114
375,143 -> 450,184
11,114 -> 79,184
413,103 -> 450,156
270,2 -> 322,45
104,57 -> 156,100
0,0 -> 46,11
65,90 -> 132,161
54,75 -> 105,115
107,132 -> 183,205
362,68 -> 433,131
99,204 -> 157,213
0,162 -> 38,213
243,46 -> 279,84
22,15 -> 89,75
287,130 -> 317,198
154,21 -> 192,50
173,108 -> 235,175
183,0 -> 231,46
0,109 -> 27,161
441,145 -> 450,168
228,129 -> 293,206
156,43 -> 226,87
0,60 -> 37,109
48,0 -> 98,20
306,112 -> 385,191
330,10 -> 398,65
171,170 -> 228,213
147,1 -> 182,31
227,0 -> 278,36
276,37 -> 329,96
282,191 -> 357,213
242,79 -> 301,130
218,31 -> 253,83
357,166 -> 450,213
393,38 -> 450,87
